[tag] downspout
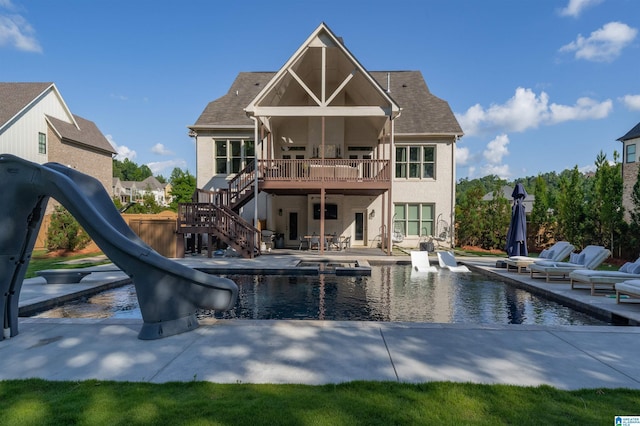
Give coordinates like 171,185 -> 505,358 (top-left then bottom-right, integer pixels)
450,135 -> 457,248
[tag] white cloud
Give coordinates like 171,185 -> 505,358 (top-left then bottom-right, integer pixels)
483,134 -> 509,164
620,94 -> 640,111
481,163 -> 511,180
549,97 -> 612,122
559,21 -> 637,62
107,135 -> 137,161
151,143 -> 174,156
559,0 -> 603,17
147,159 -> 187,175
456,87 -> 612,137
0,13 -> 42,52
455,145 -> 471,166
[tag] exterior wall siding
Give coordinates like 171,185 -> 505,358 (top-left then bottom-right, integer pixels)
0,88 -> 71,163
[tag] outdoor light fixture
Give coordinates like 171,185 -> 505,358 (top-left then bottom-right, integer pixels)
369,210 -> 375,219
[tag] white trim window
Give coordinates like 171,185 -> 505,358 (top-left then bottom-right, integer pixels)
395,145 -> 435,179
394,203 -> 434,236
215,139 -> 255,174
626,143 -> 636,163
38,132 -> 47,154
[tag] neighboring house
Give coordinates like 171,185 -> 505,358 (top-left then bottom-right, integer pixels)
188,23 -> 463,250
619,120 -> 640,221
113,176 -> 170,207
0,82 -> 116,199
482,186 -> 535,215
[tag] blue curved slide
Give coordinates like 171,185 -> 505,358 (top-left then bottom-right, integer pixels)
0,154 -> 238,340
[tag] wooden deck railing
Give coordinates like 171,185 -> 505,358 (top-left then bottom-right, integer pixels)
258,159 -> 390,182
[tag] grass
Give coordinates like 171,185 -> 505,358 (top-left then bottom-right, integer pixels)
0,380 -> 638,425
25,250 -> 110,279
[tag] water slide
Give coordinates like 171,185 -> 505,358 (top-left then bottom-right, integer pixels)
0,154 -> 238,340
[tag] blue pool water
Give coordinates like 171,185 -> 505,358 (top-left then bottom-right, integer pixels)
35,264 -> 609,326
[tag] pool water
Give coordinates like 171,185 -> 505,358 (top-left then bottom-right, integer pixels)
34,264 -> 609,326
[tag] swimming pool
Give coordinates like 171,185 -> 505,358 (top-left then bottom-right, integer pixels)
34,264 -> 609,326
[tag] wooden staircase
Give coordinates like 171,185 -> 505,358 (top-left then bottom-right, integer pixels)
177,164 -> 262,258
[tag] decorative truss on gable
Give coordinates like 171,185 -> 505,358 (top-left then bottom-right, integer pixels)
245,23 -> 400,125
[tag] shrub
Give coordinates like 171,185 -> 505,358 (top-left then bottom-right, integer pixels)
46,205 -> 92,252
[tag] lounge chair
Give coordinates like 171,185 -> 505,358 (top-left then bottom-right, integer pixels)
615,279 -> 640,303
505,241 -> 575,273
410,251 -> 437,273
570,258 -> 640,295
528,245 -> 611,282
437,251 -> 470,272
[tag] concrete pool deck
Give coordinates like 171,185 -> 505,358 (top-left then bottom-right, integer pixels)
4,249 -> 640,390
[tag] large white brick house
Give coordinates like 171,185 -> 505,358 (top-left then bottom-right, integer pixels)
188,23 -> 463,251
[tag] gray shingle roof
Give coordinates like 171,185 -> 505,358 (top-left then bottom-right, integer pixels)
618,121 -> 640,142
192,73 -> 274,128
191,71 -> 462,136
47,114 -> 116,154
0,82 -> 53,129
370,71 -> 462,135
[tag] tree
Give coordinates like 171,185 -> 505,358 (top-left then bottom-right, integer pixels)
590,151 -> 624,254
455,184 -> 485,247
168,168 -> 196,211
481,184 -> 510,250
126,192 -> 163,214
46,205 -> 92,252
113,158 -> 153,181
556,166 -> 586,248
530,175 -> 551,246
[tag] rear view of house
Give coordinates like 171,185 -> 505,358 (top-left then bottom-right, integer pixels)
187,23 -> 462,254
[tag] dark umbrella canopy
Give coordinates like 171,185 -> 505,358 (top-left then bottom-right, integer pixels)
505,183 -> 528,257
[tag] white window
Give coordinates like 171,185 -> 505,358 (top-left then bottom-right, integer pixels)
395,146 -> 435,179
215,139 -> 255,174
394,203 -> 434,236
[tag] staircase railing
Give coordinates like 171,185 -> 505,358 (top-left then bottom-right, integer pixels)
177,201 -> 258,259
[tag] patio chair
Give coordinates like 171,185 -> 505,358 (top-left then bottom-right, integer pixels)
309,235 -> 320,251
298,236 -> 309,250
410,251 -> 437,273
328,233 -> 341,251
341,236 -> 351,250
569,257 -> 640,295
436,251 -> 470,272
261,230 -> 274,251
615,279 -> 640,303
528,245 -> 611,282
505,241 -> 575,273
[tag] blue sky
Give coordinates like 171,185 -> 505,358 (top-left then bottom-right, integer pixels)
1,0 -> 639,181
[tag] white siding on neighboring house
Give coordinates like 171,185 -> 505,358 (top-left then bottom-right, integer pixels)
0,87 -> 73,163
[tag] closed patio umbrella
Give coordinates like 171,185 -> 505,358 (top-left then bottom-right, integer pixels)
505,183 -> 528,257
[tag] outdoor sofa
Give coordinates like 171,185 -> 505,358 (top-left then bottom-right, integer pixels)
569,258 -> 640,295
528,245 -> 611,282
505,241 -> 575,273
615,279 -> 640,303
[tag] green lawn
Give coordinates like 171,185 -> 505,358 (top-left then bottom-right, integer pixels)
25,250 -> 110,279
0,380 -> 638,425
